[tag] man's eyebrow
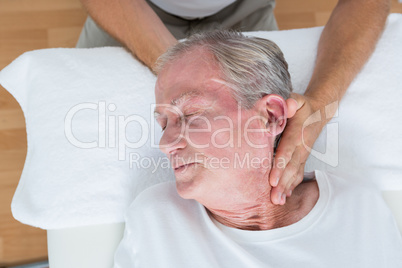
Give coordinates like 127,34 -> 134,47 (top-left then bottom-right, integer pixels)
154,90 -> 205,115
171,90 -> 204,106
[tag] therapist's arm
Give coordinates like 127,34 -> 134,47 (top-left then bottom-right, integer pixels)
80,0 -> 177,70
269,0 -> 390,205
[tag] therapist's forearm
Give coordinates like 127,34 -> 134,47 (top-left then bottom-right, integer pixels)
80,0 -> 177,70
305,0 -> 390,117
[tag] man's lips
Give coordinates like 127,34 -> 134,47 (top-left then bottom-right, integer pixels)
173,162 -> 195,171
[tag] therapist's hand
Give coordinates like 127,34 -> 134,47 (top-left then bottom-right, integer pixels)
269,93 -> 325,205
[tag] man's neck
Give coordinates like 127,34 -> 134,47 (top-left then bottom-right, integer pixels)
206,180 -> 319,231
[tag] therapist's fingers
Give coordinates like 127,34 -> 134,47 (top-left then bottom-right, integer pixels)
269,129 -> 301,205
286,165 -> 305,197
268,122 -> 301,188
269,94 -> 305,189
270,148 -> 301,205
269,93 -> 323,205
269,133 -> 302,191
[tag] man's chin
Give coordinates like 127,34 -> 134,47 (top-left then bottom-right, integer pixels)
175,179 -> 199,200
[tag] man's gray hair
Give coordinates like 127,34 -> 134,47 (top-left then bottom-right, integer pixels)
155,30 -> 293,109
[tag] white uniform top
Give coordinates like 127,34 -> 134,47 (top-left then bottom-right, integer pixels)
149,0 -> 236,19
114,170 -> 402,268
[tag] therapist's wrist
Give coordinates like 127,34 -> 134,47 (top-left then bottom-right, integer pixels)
304,85 -> 341,123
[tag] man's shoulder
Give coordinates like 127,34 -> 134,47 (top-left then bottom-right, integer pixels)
315,170 -> 380,194
315,170 -> 391,214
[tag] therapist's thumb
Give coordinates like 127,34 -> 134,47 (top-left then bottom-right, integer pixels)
285,96 -> 298,118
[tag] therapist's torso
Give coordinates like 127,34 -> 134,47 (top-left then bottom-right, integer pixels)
148,0 -> 237,19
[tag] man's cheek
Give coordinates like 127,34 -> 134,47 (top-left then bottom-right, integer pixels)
185,126 -> 212,149
210,128 -> 234,149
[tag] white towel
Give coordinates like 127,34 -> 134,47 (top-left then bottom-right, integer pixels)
0,48 -> 174,229
0,14 -> 401,229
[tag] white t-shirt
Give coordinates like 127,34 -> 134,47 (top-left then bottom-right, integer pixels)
149,0 -> 236,19
114,171 -> 402,268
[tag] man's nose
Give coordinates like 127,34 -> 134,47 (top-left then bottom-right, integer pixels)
159,123 -> 187,155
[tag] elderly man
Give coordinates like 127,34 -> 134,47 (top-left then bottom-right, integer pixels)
113,31 -> 402,267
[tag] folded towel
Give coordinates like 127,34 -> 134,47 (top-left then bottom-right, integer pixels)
0,48 -> 174,229
0,14 -> 401,229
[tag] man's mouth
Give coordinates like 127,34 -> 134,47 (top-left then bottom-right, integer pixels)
174,162 -> 195,172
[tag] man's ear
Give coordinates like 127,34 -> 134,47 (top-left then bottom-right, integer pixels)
257,94 -> 288,136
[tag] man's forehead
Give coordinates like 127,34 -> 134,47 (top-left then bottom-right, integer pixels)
154,90 -> 208,115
